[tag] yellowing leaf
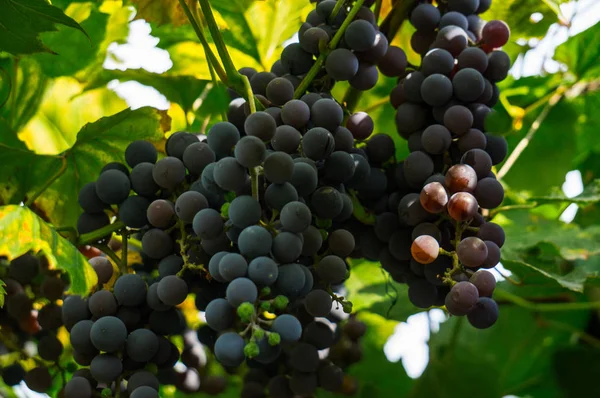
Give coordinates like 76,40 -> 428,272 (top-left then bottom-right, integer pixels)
0,205 -> 97,295
131,0 -> 198,27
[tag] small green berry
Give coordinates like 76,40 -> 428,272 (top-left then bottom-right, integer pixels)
268,332 -> 281,346
237,302 -> 255,323
244,342 -> 260,358
273,295 -> 289,310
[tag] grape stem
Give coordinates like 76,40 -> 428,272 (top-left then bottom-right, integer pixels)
196,0 -> 258,112
176,220 -> 206,276
119,228 -> 128,275
294,0 -> 367,98
177,0 -> 228,84
250,167 -> 260,202
348,189 -> 376,225
24,156 -> 67,207
497,88 -> 565,180
94,243 -> 122,272
494,288 -> 600,312
379,0 -> 417,40
111,233 -> 143,251
330,0 -> 346,20
78,221 -> 125,246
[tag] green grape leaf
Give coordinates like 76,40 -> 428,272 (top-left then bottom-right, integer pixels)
32,8 -> 109,77
529,179 -> 600,206
555,22 -> 600,81
0,279 -> 6,308
412,307 -> 589,397
498,211 -> 600,292
85,69 -> 211,114
0,0 -> 88,55
553,346 -> 600,397
346,260 -> 422,322
0,107 -> 170,229
0,57 -> 49,135
0,205 -> 97,295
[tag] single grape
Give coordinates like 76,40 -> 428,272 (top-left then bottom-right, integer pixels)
440,11 -> 468,30
127,371 -> 159,395
249,72 -> 276,96
408,279 -> 438,308
64,377 -> 92,398
346,111 -> 374,140
344,20 -> 376,51
467,297 -> 499,329
96,169 -> 131,204
482,20 -> 510,48
458,128 -> 487,153
447,192 -> 479,222
130,163 -> 159,197
147,199 -> 175,228
311,186 -> 343,219
244,111 -> 277,141
119,195 -> 150,228
420,182 -> 449,214
90,354 -> 123,383
378,46 -> 407,77
157,275 -> 188,306
410,3 -> 441,30
218,253 -> 248,281
62,295 -> 91,331
311,99 -> 343,132
78,182 -> 106,213
125,140 -> 158,168
234,135 -> 267,168
316,255 -> 347,284
264,151 -> 295,183
301,26 -> 330,55
38,334 -> 63,362
411,235 -> 440,264
403,71 -> 425,103
88,289 -> 118,317
90,316 -> 127,353
485,51 -> 511,82
214,332 -> 246,367
461,148 -> 493,179
444,105 -> 473,136
421,124 -> 452,154
266,77 -> 294,106
349,62 -> 379,91
25,367 -> 52,393
166,132 -> 199,160
470,270 -> 496,297
265,182 -> 299,210
272,314 -> 302,343
280,201 -> 312,233
477,222 -> 505,247
272,125 -> 302,154
457,237 -> 489,268
192,208 -> 224,240
328,229 -> 355,257
445,164 -> 478,193
281,43 -> 314,75
213,157 -> 247,192
421,74 -> 453,106
238,225 -> 273,258
445,281 -> 479,316
126,328 -> 159,363
436,26 -> 468,56
474,177 -> 504,209
183,142 -> 215,175
304,289 -> 332,317
325,48 -> 359,81
276,264 -> 306,297
248,256 -> 279,286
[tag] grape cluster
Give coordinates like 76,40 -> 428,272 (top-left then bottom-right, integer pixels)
226,0 -> 400,110
0,253 -> 68,393
60,254 -> 188,398
18,0 -> 513,394
379,0 -> 508,328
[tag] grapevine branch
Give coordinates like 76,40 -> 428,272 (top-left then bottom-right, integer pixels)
78,221 -> 125,246
497,88 -> 565,180
177,0 -> 228,84
294,0 -> 367,98
494,288 -> 600,312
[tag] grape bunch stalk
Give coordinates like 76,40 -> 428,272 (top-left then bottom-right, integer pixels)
1,0 -> 513,395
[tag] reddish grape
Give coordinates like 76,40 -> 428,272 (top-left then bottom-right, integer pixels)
482,20 -> 510,49
447,192 -> 479,222
420,182 -> 448,214
457,237 -> 488,268
411,235 -> 440,265
445,164 -> 478,193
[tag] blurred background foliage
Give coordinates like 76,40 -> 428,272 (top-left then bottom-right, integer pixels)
1,0 -> 600,397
